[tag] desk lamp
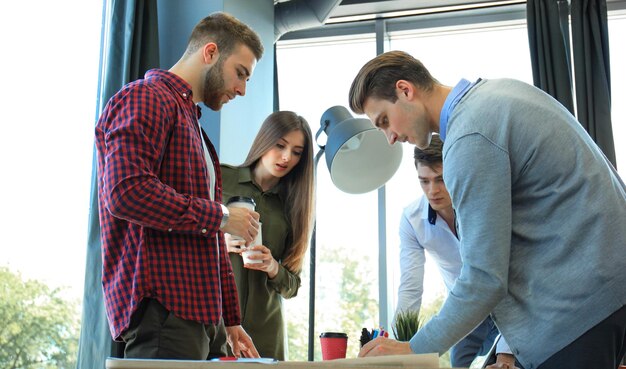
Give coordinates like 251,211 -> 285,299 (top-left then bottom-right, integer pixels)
308,105 -> 402,360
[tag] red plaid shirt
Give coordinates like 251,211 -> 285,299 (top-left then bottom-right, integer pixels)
95,69 -> 240,340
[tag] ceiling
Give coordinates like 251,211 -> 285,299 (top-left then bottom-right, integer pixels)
326,0 -> 514,20
273,0 -> 525,41
275,0 -> 519,21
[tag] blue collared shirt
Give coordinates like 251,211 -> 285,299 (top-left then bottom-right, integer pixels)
439,78 -> 480,141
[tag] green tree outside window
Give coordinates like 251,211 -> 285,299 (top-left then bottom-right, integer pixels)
0,267 -> 80,369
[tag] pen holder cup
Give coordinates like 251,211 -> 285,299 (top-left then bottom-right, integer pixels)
320,332 -> 348,360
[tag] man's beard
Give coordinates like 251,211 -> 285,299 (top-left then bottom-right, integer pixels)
202,58 -> 226,111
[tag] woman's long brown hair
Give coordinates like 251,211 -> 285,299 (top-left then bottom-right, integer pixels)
240,111 -> 314,273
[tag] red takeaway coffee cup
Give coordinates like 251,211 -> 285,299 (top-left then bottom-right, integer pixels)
320,332 -> 348,360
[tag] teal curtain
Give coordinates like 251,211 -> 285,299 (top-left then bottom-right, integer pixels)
76,1 -> 160,368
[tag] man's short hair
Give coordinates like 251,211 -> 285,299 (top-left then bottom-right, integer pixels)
349,50 -> 438,114
186,12 -> 263,60
414,135 -> 443,170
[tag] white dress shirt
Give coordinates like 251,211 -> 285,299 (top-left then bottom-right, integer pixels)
396,195 -> 512,355
396,196 -> 461,315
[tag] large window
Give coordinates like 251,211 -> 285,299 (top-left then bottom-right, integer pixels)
384,19 -> 534,323
0,1 -> 102,301
0,4 -> 101,367
277,7 -> 626,364
277,36 -> 381,360
276,16 -> 536,363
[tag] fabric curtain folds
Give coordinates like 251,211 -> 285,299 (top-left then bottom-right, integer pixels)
527,0 -> 575,114
76,1 -> 160,369
571,0 -> 616,167
527,0 -> 616,168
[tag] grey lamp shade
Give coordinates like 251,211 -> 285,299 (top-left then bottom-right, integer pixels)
321,106 -> 403,194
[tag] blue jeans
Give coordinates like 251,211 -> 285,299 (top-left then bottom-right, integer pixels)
450,316 -> 499,368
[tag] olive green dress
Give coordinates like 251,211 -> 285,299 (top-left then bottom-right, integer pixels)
220,164 -> 302,360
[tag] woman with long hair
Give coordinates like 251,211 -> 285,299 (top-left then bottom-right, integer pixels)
220,110 -> 314,360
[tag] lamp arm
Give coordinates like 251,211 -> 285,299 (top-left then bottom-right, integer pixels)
314,120 -> 329,150
308,147 -> 324,361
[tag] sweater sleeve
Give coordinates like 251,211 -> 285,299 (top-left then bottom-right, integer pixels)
410,133 -> 511,355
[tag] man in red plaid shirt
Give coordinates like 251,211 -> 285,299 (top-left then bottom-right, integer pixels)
95,12 -> 263,360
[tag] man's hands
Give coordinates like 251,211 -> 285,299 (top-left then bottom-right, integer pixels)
358,337 -> 413,357
358,336 -> 519,369
222,207 -> 259,245
225,325 -> 259,358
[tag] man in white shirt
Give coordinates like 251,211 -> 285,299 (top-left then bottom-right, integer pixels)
396,135 -> 513,367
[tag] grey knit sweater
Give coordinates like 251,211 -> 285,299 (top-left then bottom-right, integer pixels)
409,78 -> 626,369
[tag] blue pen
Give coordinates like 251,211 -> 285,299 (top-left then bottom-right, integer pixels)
372,329 -> 379,338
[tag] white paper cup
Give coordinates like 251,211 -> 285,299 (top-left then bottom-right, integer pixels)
226,196 -> 256,244
227,196 -> 256,211
242,223 -> 262,264
242,249 -> 262,264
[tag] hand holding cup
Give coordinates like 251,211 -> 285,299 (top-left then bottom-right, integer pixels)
223,196 -> 259,246
222,207 -> 259,245
243,243 -> 279,279
225,233 -> 247,254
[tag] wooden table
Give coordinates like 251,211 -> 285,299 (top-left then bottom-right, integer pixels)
106,353 -> 449,369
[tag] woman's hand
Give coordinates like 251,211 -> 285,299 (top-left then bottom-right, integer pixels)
242,245 -> 279,279
225,233 -> 246,254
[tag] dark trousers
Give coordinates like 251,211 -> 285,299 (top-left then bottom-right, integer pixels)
534,304 -> 626,369
451,316 -> 499,367
121,298 -> 227,360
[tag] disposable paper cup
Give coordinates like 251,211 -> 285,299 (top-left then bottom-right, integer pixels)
242,223 -> 262,264
226,196 -> 256,244
320,332 -> 348,360
242,249 -> 262,264
226,196 -> 256,210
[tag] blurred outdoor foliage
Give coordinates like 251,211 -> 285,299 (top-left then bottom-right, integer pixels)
0,267 -> 80,369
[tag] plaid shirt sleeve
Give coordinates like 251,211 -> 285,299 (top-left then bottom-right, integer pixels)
99,84 -> 222,235
219,231 -> 242,326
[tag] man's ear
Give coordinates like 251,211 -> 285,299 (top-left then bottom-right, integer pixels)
395,80 -> 415,100
202,42 -> 219,65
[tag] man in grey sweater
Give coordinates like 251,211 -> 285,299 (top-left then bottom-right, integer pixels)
349,51 -> 626,369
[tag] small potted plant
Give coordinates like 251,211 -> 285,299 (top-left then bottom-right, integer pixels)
392,309 -> 421,341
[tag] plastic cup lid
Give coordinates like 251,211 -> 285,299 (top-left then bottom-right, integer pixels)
227,196 -> 256,207
320,332 -> 348,338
